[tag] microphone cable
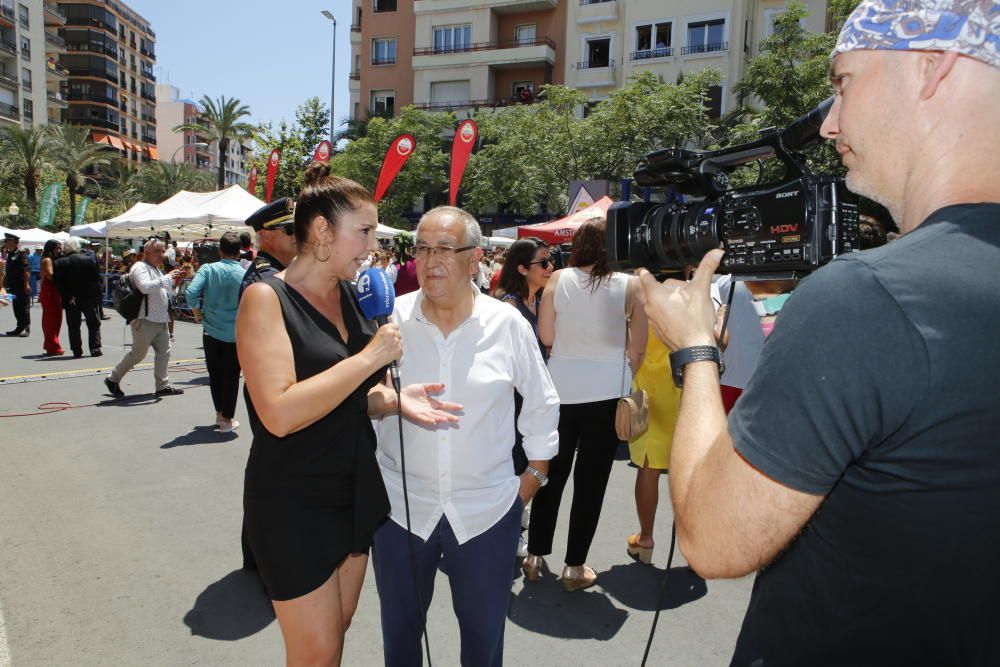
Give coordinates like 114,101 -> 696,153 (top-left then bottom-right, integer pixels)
392,377 -> 433,667
640,278 -> 736,666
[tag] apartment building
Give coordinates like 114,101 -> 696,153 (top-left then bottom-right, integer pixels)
351,0 -> 829,122
350,0 -> 567,122
56,0 -> 158,163
0,0 -> 68,129
566,0 -> 829,116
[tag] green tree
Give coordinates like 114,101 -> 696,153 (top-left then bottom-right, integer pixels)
0,125 -> 52,204
296,97 -> 332,158
329,105 -> 454,227
133,160 -> 215,203
101,160 -> 140,210
249,98 -> 333,201
46,124 -> 115,229
173,95 -> 256,190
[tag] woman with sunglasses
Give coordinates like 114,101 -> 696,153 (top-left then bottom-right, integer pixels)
492,237 -> 553,360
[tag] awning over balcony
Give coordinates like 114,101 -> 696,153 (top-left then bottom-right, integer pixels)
147,146 -> 159,160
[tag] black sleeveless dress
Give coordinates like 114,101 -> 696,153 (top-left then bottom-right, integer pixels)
243,278 -> 390,601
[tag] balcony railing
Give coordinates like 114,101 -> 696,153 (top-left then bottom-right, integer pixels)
350,23 -> 361,32
23,107 -> 32,122
64,42 -> 117,58
414,36 -> 556,56
141,135 -> 156,145
680,41 -> 728,56
410,96 -> 540,112
141,112 -> 154,122
576,58 -> 615,69
21,78 -> 29,91
0,39 -> 14,55
371,56 -> 396,65
21,46 -> 30,60
44,3 -> 67,24
0,101 -> 20,119
67,67 -> 117,84
65,93 -> 118,105
46,60 -> 70,76
140,46 -> 155,59
349,70 -> 360,80
0,4 -> 14,23
140,91 -> 155,102
45,32 -> 66,50
0,71 -> 16,88
632,47 -> 673,60
47,91 -> 66,105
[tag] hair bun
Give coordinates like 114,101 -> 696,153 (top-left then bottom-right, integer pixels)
303,161 -> 332,187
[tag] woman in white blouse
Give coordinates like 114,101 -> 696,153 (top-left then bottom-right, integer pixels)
523,213 -> 647,590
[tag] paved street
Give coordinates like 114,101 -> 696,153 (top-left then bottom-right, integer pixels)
0,302 -> 752,667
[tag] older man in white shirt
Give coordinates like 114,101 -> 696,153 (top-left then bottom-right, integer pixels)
374,206 -> 559,667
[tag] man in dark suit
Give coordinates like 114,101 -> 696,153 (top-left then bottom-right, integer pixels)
53,237 -> 102,358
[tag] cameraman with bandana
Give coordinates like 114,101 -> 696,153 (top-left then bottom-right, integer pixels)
638,2 -> 1000,664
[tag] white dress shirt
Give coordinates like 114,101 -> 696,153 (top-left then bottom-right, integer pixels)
129,261 -> 173,323
376,287 -> 560,544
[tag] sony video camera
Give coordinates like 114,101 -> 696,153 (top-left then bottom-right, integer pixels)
607,97 -> 860,277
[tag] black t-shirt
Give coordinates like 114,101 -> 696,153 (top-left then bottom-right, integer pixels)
728,204 -> 1000,666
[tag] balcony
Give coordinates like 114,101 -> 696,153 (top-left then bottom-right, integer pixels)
631,47 -> 673,60
44,3 -> 66,25
0,39 -> 14,57
45,31 -> 67,52
67,116 -> 118,131
573,59 -> 616,89
577,0 -> 618,24
576,58 -> 614,69
411,96 -> 540,113
67,67 -> 117,84
141,112 -> 154,122
371,56 -> 396,66
141,92 -> 155,103
680,42 -> 728,56
0,70 -> 16,89
20,77 -> 29,91
0,4 -> 13,29
0,101 -> 19,120
413,36 -> 556,70
47,91 -> 67,107
21,46 -> 30,61
140,46 -> 155,60
348,70 -> 360,80
22,106 -> 31,122
141,134 -> 155,145
350,23 -> 361,32
45,59 -> 70,78
65,92 -> 118,106
414,0 -> 555,14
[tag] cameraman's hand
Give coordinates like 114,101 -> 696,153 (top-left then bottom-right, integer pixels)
637,249 -> 724,351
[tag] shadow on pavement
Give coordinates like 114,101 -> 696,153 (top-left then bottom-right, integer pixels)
97,394 -> 162,408
598,562 -> 707,612
20,354 -> 81,361
161,425 -> 239,448
507,562 -> 629,640
183,569 -> 275,640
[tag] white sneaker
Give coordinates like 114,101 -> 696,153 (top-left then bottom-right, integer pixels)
219,419 -> 240,433
516,535 -> 529,558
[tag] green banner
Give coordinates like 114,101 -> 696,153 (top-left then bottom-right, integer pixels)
74,196 -> 91,227
38,183 -> 64,227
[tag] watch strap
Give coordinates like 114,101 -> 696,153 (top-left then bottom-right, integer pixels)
669,346 -> 724,388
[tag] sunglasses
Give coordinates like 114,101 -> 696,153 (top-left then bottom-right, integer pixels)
528,258 -> 552,269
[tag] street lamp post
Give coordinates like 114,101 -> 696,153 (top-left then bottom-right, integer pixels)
8,202 -> 19,227
321,10 -> 337,144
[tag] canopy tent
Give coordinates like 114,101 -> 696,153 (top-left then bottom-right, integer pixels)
376,223 -> 404,239
105,185 -> 263,241
69,202 -> 157,238
5,227 -> 56,246
516,197 -> 614,244
483,236 -> 515,249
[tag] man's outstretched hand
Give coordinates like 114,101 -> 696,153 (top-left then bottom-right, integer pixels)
399,383 -> 463,426
637,249 -> 725,351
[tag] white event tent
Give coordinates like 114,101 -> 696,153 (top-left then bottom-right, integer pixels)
69,202 -> 157,239
105,185 -> 263,241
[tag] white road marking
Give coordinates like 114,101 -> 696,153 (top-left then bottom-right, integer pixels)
0,597 -> 10,666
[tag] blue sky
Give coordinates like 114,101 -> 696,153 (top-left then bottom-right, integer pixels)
135,0 -> 353,137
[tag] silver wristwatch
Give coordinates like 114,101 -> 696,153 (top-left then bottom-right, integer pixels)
525,466 -> 549,487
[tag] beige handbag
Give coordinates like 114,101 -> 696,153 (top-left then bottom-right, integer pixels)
615,280 -> 649,442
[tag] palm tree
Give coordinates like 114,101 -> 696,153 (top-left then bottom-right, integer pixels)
46,124 -> 115,226
134,160 -> 214,203
101,160 -> 140,210
173,95 -> 255,190
0,125 -> 52,204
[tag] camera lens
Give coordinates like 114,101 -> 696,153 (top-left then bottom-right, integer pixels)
648,201 -> 721,271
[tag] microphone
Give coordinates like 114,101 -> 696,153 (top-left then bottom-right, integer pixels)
354,267 -> 401,393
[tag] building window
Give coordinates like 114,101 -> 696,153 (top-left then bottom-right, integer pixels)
373,0 -> 396,13
372,38 -> 396,65
353,101 -> 360,120
512,81 -> 534,100
18,3 -> 28,29
583,38 -> 611,68
19,36 -> 29,58
515,24 -> 536,46
686,19 -> 726,54
21,66 -> 30,90
433,25 -> 472,53
370,89 -> 394,116
634,22 -> 672,59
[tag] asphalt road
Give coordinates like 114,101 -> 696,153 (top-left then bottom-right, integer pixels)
0,302 -> 753,666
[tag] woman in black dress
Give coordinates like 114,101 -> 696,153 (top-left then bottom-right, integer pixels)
237,163 -> 461,666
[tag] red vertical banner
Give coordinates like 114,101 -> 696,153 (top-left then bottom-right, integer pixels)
265,148 -> 280,203
449,119 -> 478,206
313,140 -> 332,163
373,134 -> 416,203
247,165 -> 258,196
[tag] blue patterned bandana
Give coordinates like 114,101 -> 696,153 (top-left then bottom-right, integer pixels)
833,0 -> 1000,69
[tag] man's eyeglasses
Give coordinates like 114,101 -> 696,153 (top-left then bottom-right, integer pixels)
529,258 -> 552,269
413,244 -> 476,259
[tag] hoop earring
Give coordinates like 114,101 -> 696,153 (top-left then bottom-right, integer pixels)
313,242 -> 331,263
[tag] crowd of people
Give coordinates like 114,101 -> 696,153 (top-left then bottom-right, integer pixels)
3,3 -> 999,664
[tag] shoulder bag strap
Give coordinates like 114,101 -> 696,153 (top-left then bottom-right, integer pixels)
621,276 -> 632,397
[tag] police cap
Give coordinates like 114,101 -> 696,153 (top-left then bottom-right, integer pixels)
4,232 -> 19,242
246,198 -> 295,232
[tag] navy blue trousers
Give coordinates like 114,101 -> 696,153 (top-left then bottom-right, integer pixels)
372,496 -> 522,667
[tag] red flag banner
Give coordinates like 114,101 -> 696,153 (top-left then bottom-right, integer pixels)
265,148 -> 280,203
247,165 -> 258,196
373,134 -> 416,203
449,119 -> 478,206
313,140 -> 333,163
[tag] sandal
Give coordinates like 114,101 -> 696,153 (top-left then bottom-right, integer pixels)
627,533 -> 654,564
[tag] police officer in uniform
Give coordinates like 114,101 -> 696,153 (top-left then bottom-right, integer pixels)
239,198 -> 298,301
3,232 -> 31,337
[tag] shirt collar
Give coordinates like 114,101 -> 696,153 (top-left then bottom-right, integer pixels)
413,282 -> 484,328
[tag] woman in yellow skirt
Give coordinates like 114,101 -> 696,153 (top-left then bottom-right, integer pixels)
626,328 -> 682,564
